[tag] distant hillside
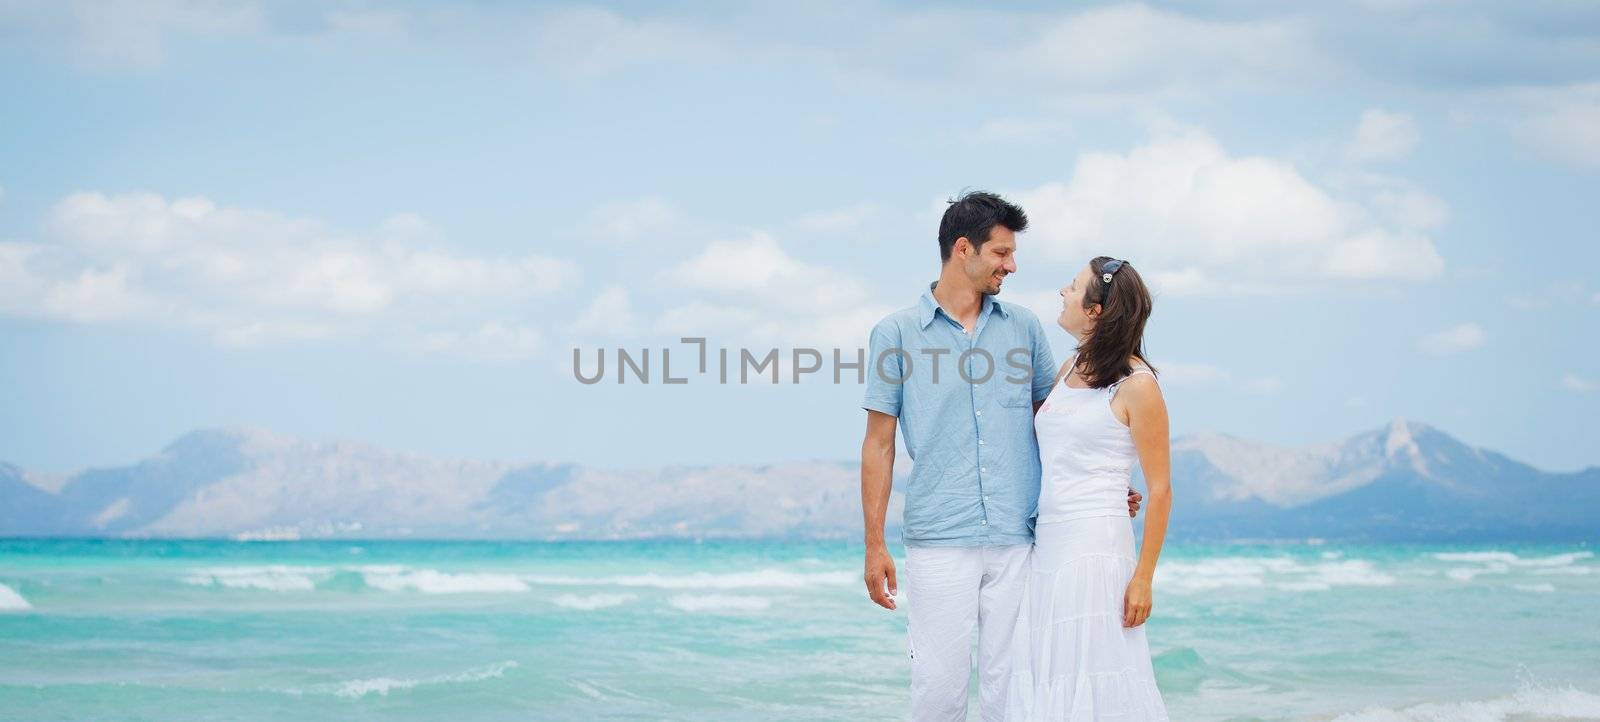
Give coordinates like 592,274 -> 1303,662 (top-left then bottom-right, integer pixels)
1158,419 -> 1599,541
1,420 -> 1594,541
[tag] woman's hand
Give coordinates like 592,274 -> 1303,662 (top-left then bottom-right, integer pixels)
1123,577 -> 1153,627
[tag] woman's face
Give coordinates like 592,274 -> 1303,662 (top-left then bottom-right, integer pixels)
1057,263 -> 1099,338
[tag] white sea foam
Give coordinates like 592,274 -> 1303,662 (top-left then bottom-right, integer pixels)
182,565 -> 330,592
1513,583 -> 1556,593
334,660 -> 518,699
1431,551 -> 1522,564
1446,564 -> 1510,582
0,583 -> 30,611
1431,550 -> 1593,567
1532,566 -> 1592,576
1329,679 -> 1600,721
177,564 -> 853,594
1515,551 -> 1594,567
358,568 -> 530,594
1436,550 -> 1593,584
668,594 -> 771,612
1156,557 -> 1394,594
528,568 -> 854,590
551,593 -> 634,610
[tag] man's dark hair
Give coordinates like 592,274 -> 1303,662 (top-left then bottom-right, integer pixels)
938,190 -> 1028,262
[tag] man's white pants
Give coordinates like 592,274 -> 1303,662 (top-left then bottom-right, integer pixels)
905,543 -> 1030,722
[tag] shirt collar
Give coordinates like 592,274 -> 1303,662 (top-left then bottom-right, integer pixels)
918,281 -> 1009,329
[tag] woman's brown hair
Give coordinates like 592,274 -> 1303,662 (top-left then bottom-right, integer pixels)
1073,256 -> 1158,388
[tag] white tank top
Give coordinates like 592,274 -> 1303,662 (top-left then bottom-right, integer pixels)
1034,355 -> 1155,524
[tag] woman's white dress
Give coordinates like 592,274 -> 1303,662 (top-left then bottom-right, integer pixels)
1005,359 -> 1169,720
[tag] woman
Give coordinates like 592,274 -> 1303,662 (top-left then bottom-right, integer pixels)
1006,256 -> 1172,720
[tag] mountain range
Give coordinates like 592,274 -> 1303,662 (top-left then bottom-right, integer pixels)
1,420 -> 1594,541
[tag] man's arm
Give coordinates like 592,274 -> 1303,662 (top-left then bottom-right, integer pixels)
861,410 -> 898,610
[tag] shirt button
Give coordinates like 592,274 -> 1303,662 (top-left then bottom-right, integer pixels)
980,467 -> 987,473
981,520 -> 988,525
978,439 -> 985,445
975,411 -> 982,416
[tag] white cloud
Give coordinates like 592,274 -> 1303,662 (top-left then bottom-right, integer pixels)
417,321 -> 544,363
1562,373 -> 1598,393
589,196 -> 680,244
1508,84 -> 1600,169
517,6 -> 727,78
665,231 -> 869,312
974,118 -> 1072,143
979,4 -> 1332,99
1506,281 -> 1595,310
1345,109 -> 1419,163
1417,322 -> 1487,355
11,0 -> 263,67
791,203 -> 881,235
0,191 -> 575,357
1157,361 -> 1232,386
6,3 -> 1338,103
656,232 -> 889,349
574,286 -> 640,336
1143,359 -> 1283,393
1016,125 -> 1446,296
1366,179 -> 1450,231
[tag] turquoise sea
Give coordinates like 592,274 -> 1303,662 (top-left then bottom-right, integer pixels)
1,539 -> 1597,721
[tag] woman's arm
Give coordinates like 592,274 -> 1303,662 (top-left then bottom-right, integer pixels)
1119,374 -> 1170,627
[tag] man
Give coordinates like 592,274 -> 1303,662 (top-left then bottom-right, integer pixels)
860,191 -> 1142,721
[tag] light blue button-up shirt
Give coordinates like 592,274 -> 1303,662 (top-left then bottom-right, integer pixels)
861,282 -> 1057,547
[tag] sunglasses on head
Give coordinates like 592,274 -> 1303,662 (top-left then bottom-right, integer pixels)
1099,259 -> 1126,303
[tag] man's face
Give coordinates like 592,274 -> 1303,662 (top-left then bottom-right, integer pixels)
963,225 -> 1017,296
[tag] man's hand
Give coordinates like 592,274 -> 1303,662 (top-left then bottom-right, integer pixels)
1127,488 -> 1143,518
864,544 -> 898,610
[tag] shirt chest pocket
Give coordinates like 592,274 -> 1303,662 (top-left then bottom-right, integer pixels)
999,380 -> 1032,407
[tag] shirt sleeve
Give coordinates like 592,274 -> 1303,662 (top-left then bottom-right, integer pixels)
861,318 -> 903,417
1029,312 -> 1058,403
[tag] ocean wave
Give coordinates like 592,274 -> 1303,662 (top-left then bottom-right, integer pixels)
1431,550 -> 1593,567
567,678 -> 646,702
1156,557 -> 1394,593
1512,583 -> 1556,593
667,594 -> 771,612
174,564 -> 850,594
358,568 -> 530,594
182,565 -> 331,592
332,660 -> 519,699
527,568 -> 855,590
179,564 -> 531,594
1532,566 -> 1592,576
1436,550 -> 1593,584
1446,564 -> 1510,582
551,593 -> 634,610
1330,679 -> 1600,721
0,583 -> 30,611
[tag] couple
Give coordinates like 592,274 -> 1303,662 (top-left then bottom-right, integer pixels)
859,191 -> 1171,721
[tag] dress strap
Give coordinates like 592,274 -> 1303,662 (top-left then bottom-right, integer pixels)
1108,362 -> 1155,392
1053,353 -> 1080,388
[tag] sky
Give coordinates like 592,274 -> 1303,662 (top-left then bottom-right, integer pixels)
1,1 -> 1597,475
